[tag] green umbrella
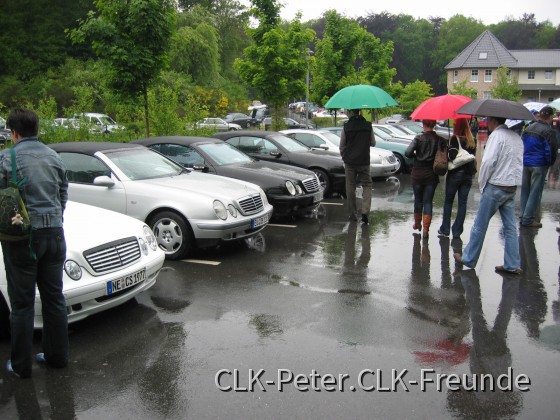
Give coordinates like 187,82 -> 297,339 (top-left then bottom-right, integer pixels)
324,84 -> 398,110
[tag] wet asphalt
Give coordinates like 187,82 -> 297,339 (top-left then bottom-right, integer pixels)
1,174 -> 559,419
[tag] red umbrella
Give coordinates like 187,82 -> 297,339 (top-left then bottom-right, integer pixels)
410,94 -> 472,120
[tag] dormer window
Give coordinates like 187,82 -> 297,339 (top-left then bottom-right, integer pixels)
479,52 -> 488,60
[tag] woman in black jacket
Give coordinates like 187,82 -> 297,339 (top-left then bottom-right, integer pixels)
405,120 -> 446,238
437,118 -> 477,239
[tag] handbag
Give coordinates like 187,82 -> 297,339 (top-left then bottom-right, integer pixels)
433,139 -> 449,176
0,148 -> 32,241
448,136 -> 475,171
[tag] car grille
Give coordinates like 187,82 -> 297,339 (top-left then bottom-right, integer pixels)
386,155 -> 397,164
84,236 -> 141,274
238,193 -> 264,215
302,177 -> 320,193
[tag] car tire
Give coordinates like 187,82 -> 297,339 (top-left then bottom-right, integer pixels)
148,211 -> 194,260
0,293 -> 10,340
394,153 -> 406,174
311,168 -> 331,197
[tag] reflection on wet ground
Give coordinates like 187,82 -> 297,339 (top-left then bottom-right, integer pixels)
1,175 -> 559,418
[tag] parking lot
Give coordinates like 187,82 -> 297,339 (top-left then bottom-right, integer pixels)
1,174 -> 559,419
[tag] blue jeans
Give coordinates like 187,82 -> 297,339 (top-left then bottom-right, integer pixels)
519,166 -> 547,225
2,227 -> 68,377
461,184 -> 520,271
439,170 -> 473,237
412,183 -> 437,216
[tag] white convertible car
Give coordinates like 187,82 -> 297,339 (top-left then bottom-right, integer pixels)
49,142 -> 274,260
0,201 -> 165,331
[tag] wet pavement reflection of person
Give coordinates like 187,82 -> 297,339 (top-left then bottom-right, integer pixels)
447,269 -> 522,417
516,228 -> 548,338
339,222 -> 371,293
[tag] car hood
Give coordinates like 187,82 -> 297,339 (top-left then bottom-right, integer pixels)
138,170 -> 261,199
219,161 -> 316,181
64,201 -> 148,251
371,147 -> 394,157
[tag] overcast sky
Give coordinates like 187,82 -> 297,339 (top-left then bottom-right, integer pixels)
270,1 -> 559,26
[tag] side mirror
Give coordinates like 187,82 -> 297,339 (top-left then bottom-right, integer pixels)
192,164 -> 209,172
270,151 -> 282,158
93,175 -> 115,187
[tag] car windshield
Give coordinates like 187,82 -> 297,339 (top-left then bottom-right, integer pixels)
269,134 -> 310,152
99,115 -> 117,125
318,131 -> 342,147
105,148 -> 185,180
198,142 -> 253,166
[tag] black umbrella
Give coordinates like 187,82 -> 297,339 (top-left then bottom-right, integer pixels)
456,99 -> 537,121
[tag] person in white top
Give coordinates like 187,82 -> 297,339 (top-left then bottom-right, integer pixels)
454,116 -> 524,274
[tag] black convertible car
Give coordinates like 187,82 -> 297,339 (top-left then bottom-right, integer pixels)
211,131 -> 346,197
132,136 -> 324,218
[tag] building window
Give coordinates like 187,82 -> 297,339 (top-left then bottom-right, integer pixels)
484,69 -> 492,82
545,70 -> 553,80
479,52 -> 488,60
483,92 -> 492,99
471,70 -> 479,82
453,70 -> 458,83
528,70 -> 535,80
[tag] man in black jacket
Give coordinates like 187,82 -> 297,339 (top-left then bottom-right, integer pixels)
339,109 -> 376,224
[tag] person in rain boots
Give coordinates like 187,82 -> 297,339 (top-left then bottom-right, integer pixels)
405,120 -> 445,238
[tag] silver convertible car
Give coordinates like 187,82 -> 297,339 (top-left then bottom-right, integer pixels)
49,142 -> 273,260
0,201 -> 165,332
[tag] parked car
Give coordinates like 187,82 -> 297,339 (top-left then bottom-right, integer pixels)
261,117 -> 312,131
373,124 -> 416,140
371,126 -> 414,174
212,130 -> 346,197
280,129 -> 400,178
132,136 -> 324,218
73,113 -> 126,134
196,117 -> 242,132
224,113 -> 257,128
48,142 -> 273,260
0,201 -> 165,332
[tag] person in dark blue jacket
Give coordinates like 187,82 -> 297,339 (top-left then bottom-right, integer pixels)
519,106 -> 558,228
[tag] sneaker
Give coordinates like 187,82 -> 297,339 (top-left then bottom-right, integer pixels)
6,360 -> 20,378
437,229 -> 449,237
35,353 -> 46,364
361,214 -> 369,224
495,265 -> 522,275
521,221 -> 542,228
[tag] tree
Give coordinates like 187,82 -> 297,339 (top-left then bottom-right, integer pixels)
448,80 -> 478,98
490,67 -> 522,101
398,80 -> 433,117
235,5 -> 314,128
70,0 -> 175,137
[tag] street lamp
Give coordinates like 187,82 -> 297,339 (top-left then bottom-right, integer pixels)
305,49 -> 313,128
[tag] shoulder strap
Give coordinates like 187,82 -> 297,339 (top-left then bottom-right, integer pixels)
10,147 -> 27,188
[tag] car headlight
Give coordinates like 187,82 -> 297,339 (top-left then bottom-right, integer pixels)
64,260 -> 82,280
295,184 -> 303,195
228,204 -> 238,218
285,181 -> 296,195
213,200 -> 228,220
142,225 -> 158,251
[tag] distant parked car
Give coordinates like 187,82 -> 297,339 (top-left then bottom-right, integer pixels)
132,136 -> 324,218
262,117 -> 312,131
224,113 -> 257,128
197,117 -> 242,132
73,113 -> 126,134
212,130 -> 346,197
0,201 -> 165,332
48,142 -> 273,260
371,126 -> 414,174
373,124 -> 416,140
281,129 -> 400,179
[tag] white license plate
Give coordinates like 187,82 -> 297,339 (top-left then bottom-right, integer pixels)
107,268 -> 146,295
251,213 -> 269,229
313,190 -> 323,203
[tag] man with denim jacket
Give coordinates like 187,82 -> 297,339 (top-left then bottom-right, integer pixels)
0,109 -> 68,378
454,116 -> 524,275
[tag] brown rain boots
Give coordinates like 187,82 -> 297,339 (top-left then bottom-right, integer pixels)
412,213 -> 422,232
422,214 -> 432,238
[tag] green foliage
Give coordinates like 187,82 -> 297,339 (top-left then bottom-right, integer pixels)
448,80 -> 478,98
490,67 -> 522,100
398,80 -> 433,116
